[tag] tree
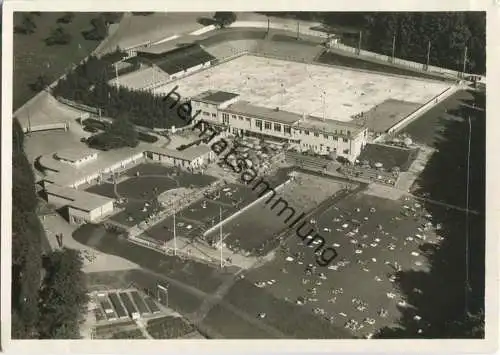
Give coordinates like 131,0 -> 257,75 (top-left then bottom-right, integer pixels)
14,14 -> 37,34
29,74 -> 50,92
56,12 -> 74,24
321,12 -> 485,74
109,115 -> 139,146
12,118 -> 43,338
102,12 -> 122,24
45,26 -> 72,45
213,12 -> 237,28
83,15 -> 108,40
38,248 -> 89,339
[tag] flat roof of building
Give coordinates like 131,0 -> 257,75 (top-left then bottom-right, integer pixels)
149,144 -> 212,161
222,100 -> 365,136
139,44 -> 216,75
193,90 -> 240,104
41,146 -> 145,187
223,101 -> 303,125
45,184 -> 114,212
298,116 -> 365,137
56,148 -> 99,162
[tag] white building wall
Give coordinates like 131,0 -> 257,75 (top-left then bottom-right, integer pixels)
194,102 -> 220,123
68,200 -> 114,224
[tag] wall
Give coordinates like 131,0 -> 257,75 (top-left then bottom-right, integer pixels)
387,85 -> 462,134
24,122 -> 69,134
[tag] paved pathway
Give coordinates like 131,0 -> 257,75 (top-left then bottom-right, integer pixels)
41,213 -> 138,273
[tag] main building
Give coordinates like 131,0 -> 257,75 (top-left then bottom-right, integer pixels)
190,90 -> 368,162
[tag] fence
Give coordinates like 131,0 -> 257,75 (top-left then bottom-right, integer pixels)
327,42 -> 480,80
202,177 -> 293,237
229,21 -> 329,39
55,96 -> 101,115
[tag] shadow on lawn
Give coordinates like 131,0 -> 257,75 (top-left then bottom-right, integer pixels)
375,90 -> 485,338
197,17 -> 217,26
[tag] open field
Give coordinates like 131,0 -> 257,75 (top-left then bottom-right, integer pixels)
131,55 -> 453,123
238,191 -> 443,337
13,12 -> 102,110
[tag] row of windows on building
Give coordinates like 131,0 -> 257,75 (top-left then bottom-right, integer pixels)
303,143 -> 350,155
206,112 -> 353,143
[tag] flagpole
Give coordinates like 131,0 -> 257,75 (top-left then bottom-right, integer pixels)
173,209 -> 177,256
219,206 -> 223,268
462,45 -> 468,77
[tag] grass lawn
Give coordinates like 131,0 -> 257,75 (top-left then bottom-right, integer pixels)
402,90 -> 474,147
224,279 -> 353,338
242,191 -> 443,338
146,316 -> 194,339
358,143 -> 418,171
73,224 -> 231,294
110,328 -> 146,339
202,304 -> 278,339
13,12 -> 104,110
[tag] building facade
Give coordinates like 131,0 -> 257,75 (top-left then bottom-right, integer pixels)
191,90 -> 368,162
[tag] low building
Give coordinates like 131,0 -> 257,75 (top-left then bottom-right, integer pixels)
145,145 -> 215,169
137,44 -> 215,80
44,184 -> 115,224
55,148 -> 98,167
190,91 -> 368,162
40,147 -> 145,188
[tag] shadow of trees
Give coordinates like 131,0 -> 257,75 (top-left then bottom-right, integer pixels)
197,17 -> 216,26
375,89 -> 485,338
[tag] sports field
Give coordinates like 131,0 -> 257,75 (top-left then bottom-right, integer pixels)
149,55 -> 451,122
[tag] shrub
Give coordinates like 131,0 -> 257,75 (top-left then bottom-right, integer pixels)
138,132 -> 159,143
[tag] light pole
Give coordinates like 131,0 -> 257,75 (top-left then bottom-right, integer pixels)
465,115 -> 471,315
426,40 -> 431,71
173,209 -> 177,256
158,284 -> 169,307
219,206 -> 223,268
357,31 -> 363,55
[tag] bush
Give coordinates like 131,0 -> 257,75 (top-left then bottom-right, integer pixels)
57,12 -> 75,24
45,26 -> 72,45
83,118 -> 110,130
138,132 -> 159,143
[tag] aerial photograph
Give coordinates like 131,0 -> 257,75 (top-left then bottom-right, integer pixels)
11,11 -> 485,340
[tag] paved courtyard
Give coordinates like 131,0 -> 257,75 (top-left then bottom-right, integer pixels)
120,55 -> 454,122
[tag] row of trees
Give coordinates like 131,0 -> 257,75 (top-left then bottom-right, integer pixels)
12,119 -> 89,338
52,53 -> 187,129
261,12 -> 485,74
356,12 -> 486,74
86,116 -> 139,151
